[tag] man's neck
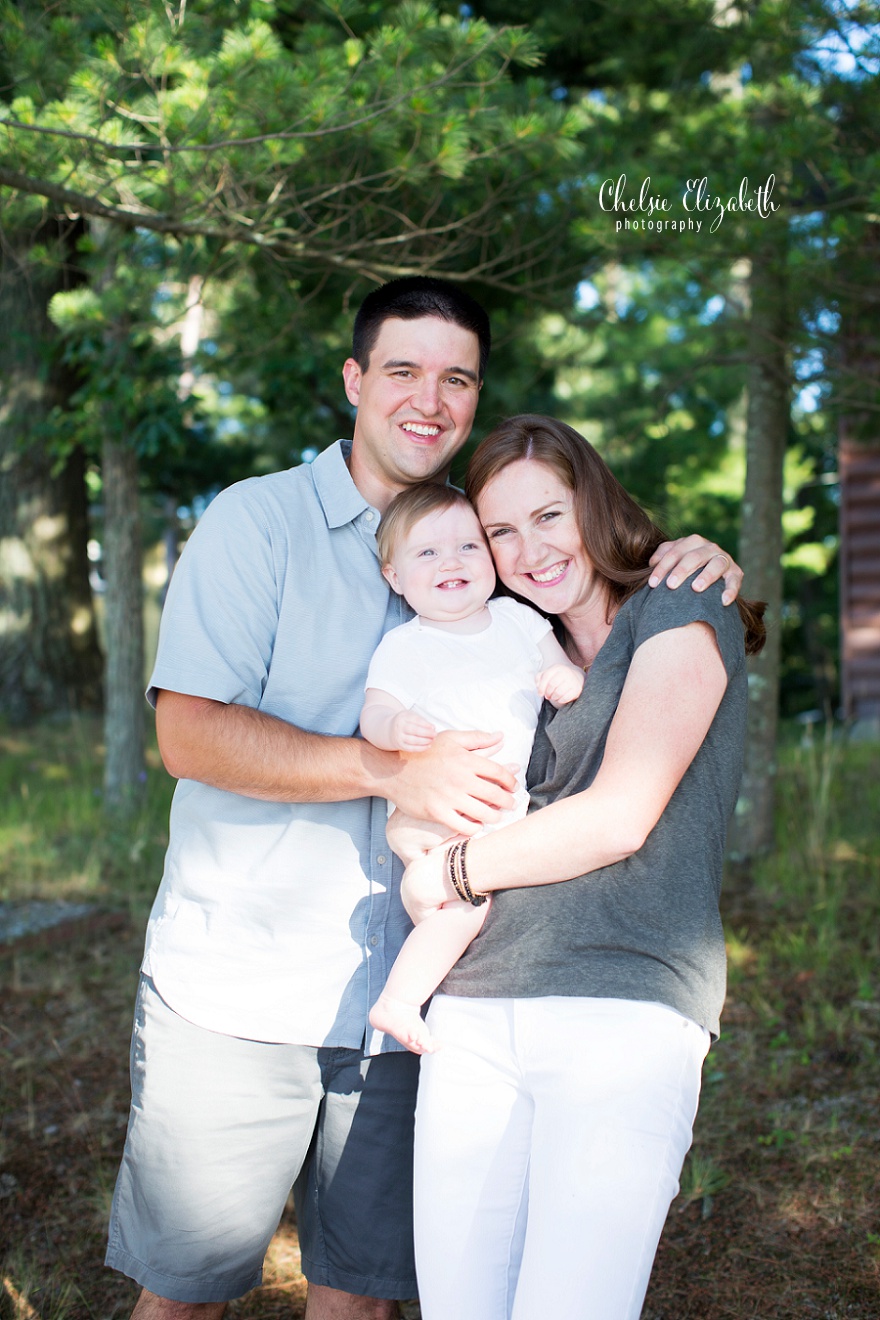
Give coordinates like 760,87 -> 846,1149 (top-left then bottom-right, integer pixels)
344,445 -> 453,515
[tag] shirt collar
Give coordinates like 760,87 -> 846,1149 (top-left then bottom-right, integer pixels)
311,439 -> 375,529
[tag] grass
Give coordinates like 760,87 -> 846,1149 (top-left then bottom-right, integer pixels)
0,717 -> 173,917
1,719 -> 879,1319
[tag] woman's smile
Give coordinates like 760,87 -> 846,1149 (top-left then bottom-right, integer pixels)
525,559 -> 571,586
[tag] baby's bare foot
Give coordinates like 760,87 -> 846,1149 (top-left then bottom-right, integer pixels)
369,993 -> 437,1054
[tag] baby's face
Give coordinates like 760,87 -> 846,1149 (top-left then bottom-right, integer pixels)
383,503 -> 497,623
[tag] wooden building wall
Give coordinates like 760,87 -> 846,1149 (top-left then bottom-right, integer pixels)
839,439 -> 880,724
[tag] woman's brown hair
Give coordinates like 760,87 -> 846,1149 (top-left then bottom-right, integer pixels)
466,414 -> 765,655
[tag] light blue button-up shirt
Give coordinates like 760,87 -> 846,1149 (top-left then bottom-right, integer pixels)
144,441 -> 413,1050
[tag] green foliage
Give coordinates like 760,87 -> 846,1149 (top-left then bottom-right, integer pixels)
0,0 -> 578,284
4,0 -> 878,722
457,0 -> 880,716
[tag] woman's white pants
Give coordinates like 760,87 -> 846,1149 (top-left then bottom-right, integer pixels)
413,995 -> 710,1320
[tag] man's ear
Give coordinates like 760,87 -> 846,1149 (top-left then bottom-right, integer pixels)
382,563 -> 403,595
342,358 -> 363,407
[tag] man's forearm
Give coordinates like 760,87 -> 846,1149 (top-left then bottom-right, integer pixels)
155,690 -> 518,830
156,690 -> 397,803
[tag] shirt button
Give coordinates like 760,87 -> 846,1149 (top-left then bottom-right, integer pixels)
377,854 -> 387,865
365,511 -> 374,522
370,935 -> 379,947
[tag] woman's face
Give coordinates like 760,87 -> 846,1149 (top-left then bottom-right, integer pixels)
475,459 -> 599,621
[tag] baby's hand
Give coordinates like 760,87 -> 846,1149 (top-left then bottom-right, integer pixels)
537,664 -> 585,708
391,711 -> 437,751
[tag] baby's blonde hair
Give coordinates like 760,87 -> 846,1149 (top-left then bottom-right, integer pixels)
376,483 -> 480,566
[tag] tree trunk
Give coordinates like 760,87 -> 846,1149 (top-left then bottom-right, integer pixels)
727,238 -> 790,859
102,438 -> 145,813
0,222 -> 103,720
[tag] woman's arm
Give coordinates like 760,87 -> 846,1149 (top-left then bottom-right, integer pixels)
402,620 -> 728,920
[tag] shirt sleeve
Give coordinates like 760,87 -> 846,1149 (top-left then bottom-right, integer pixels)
364,626 -> 420,709
631,577 -> 746,681
491,596 -> 553,645
147,481 -> 281,709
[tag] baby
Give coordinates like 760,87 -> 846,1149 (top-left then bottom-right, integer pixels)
361,482 -> 584,1053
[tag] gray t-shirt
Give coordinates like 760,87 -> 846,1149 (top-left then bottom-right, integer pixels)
440,578 -> 747,1038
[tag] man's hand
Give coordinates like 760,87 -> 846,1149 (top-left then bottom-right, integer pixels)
537,663 -> 585,708
153,693 -> 515,827
386,729 -> 516,837
648,536 -> 743,605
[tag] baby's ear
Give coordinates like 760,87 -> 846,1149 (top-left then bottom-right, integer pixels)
382,563 -> 403,595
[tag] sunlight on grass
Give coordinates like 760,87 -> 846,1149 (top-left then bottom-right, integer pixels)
725,929 -> 757,973
0,718 -> 174,916
1,1257 -> 81,1320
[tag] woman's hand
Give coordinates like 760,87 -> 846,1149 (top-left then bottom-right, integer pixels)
648,537 -> 743,605
401,846 -> 459,924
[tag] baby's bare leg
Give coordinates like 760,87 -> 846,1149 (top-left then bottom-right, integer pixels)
369,902 -> 489,1053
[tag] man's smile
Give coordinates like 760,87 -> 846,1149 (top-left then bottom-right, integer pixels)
401,422 -> 443,439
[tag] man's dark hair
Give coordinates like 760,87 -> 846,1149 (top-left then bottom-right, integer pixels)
352,276 -> 491,379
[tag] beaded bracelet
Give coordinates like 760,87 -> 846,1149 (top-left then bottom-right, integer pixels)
447,841 -> 468,902
447,839 -> 488,906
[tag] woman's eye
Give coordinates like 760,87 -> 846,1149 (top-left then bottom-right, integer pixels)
539,511 -> 560,524
488,527 -> 511,540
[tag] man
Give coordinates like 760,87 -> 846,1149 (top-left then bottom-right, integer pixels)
106,277 -> 741,1320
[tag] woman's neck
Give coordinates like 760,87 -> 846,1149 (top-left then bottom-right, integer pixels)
561,593 -> 616,672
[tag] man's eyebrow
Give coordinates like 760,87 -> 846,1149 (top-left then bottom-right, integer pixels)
381,358 -> 479,384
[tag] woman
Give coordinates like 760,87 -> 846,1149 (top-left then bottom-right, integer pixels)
398,415 -> 765,1320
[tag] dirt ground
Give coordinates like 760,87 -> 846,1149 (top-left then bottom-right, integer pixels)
2,914 -> 880,1320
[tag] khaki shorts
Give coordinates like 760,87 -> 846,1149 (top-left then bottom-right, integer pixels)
106,976 -> 420,1303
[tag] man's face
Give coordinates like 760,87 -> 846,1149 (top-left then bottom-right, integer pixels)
342,316 -> 482,510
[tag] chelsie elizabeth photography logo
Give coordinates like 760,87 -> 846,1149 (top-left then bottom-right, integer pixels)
599,174 -> 779,234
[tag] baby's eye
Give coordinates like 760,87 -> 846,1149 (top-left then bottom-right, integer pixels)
462,542 -> 483,552
417,548 -> 437,558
